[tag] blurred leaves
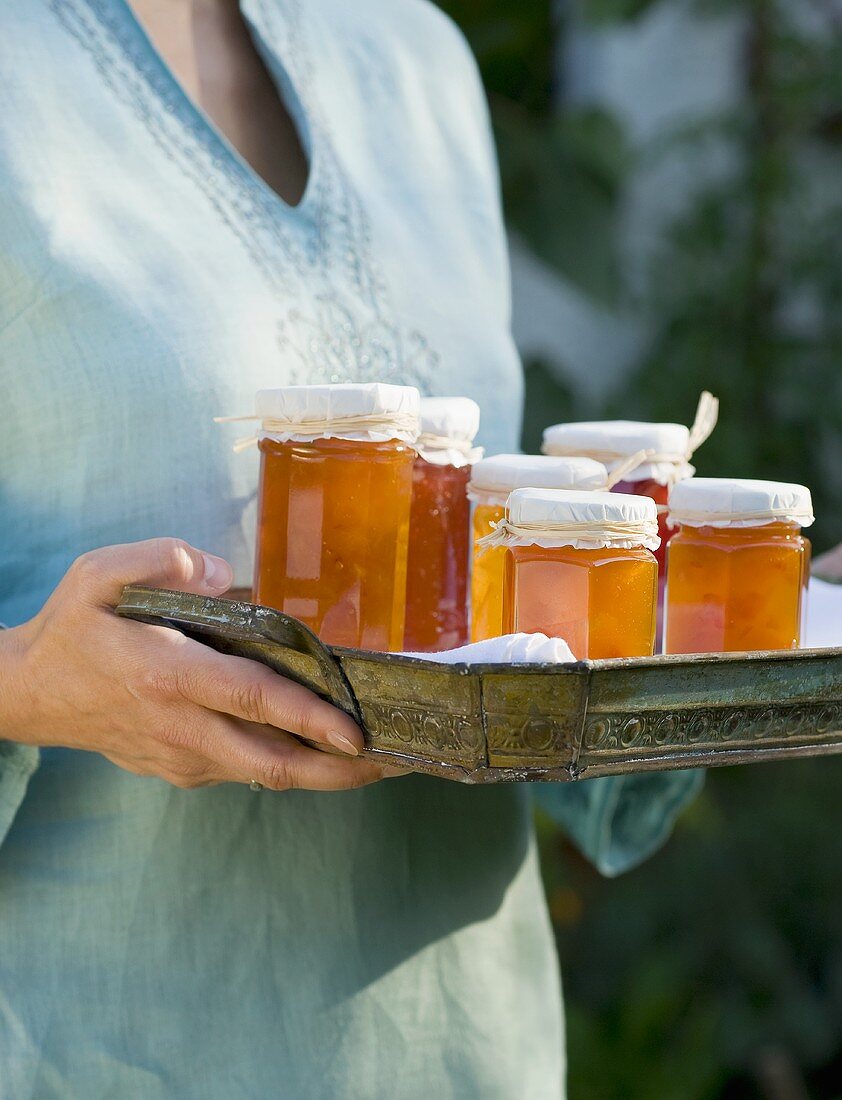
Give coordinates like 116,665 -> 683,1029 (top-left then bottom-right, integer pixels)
543,758 -> 842,1098
578,0 -> 664,24
494,104 -> 630,302
441,0 -> 555,112
442,0 -> 629,302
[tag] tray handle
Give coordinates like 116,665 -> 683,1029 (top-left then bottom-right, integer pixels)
116,585 -> 362,724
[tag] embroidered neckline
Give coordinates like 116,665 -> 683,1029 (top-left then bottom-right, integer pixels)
49,0 -> 440,389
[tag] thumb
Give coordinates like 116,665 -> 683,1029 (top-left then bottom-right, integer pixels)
72,537 -> 234,607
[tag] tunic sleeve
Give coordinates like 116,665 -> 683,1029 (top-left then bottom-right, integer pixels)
532,770 -> 703,877
0,742 -> 38,846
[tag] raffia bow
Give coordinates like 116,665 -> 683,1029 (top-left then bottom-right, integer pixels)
542,391 -> 719,481
476,515 -> 661,554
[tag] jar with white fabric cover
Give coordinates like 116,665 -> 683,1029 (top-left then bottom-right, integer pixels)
480,488 -> 660,659
246,383 -> 420,651
541,392 -> 719,577
467,454 -> 615,643
664,477 -> 814,654
404,397 -> 482,652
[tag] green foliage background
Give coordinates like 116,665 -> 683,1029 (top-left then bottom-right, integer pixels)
439,1 -> 842,1095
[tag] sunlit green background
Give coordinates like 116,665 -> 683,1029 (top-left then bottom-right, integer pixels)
439,1 -> 842,1095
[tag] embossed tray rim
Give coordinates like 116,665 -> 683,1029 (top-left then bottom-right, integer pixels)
117,586 -> 842,784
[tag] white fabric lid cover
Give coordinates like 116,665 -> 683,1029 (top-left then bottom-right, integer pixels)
542,420 -> 692,485
667,477 -> 815,528
468,453 -> 609,504
478,488 -> 661,552
416,396 -> 482,467
543,419 -> 689,458
541,391 -> 719,485
219,382 -> 421,449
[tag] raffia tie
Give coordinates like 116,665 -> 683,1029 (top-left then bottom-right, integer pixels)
416,431 -> 479,458
476,517 -> 661,554
667,506 -> 813,527
544,391 -> 720,480
603,449 -> 655,488
215,412 -> 421,453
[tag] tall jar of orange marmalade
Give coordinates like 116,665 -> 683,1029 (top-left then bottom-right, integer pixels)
403,397 -> 482,652
541,392 -> 719,578
467,455 -> 612,643
488,488 -> 660,659
665,478 -> 814,654
251,383 -> 420,651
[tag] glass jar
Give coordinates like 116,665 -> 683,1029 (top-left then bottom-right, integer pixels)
403,397 -> 481,652
251,383 -> 420,651
497,489 -> 660,659
664,478 -> 814,654
541,393 -> 718,579
609,477 -> 670,573
467,455 -> 610,643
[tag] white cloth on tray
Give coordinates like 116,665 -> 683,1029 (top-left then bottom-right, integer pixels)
402,632 -> 575,664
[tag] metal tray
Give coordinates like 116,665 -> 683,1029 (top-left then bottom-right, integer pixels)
117,585 -> 842,784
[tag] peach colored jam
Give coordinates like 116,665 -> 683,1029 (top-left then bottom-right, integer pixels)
611,478 -> 670,576
664,522 -> 810,654
403,457 -> 471,652
502,545 -> 658,659
470,501 -> 506,642
254,436 -> 414,651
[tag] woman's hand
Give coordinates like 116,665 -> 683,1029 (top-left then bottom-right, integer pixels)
0,538 -> 396,791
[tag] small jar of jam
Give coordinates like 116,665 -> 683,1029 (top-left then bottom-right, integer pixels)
251,383 -> 420,651
403,397 -> 482,652
467,455 -> 611,643
541,392 -> 719,578
664,478 -> 814,654
491,488 -> 660,659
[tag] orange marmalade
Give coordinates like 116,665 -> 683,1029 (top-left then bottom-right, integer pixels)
664,478 -> 814,654
487,487 -> 660,659
467,455 -> 610,642
403,397 -> 480,652
251,383 -> 419,651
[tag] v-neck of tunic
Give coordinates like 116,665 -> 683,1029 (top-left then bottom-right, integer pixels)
114,0 -> 318,220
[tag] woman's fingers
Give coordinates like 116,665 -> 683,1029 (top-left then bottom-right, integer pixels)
70,537 -> 234,607
162,641 -> 366,757
190,717 -> 386,791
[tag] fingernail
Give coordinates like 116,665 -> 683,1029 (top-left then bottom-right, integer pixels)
202,554 -> 232,589
327,730 -> 360,757
382,766 -> 411,778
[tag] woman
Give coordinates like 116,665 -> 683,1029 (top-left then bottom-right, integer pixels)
0,1 -> 700,1095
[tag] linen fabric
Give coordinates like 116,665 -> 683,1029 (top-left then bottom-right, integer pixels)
251,381 -> 422,443
415,396 -> 482,466
402,630 -> 578,665
0,2 -> 700,1096
667,477 -> 815,529
489,487 -> 661,551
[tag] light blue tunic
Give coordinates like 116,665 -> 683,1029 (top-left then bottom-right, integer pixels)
0,1 -> 701,1095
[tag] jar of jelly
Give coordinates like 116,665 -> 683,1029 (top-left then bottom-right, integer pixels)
489,488 -> 660,658
664,477 -> 814,654
467,455 -> 611,643
251,383 -> 420,651
403,397 -> 482,652
541,392 -> 719,577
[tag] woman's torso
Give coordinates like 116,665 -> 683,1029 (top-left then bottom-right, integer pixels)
0,2 -> 562,1096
